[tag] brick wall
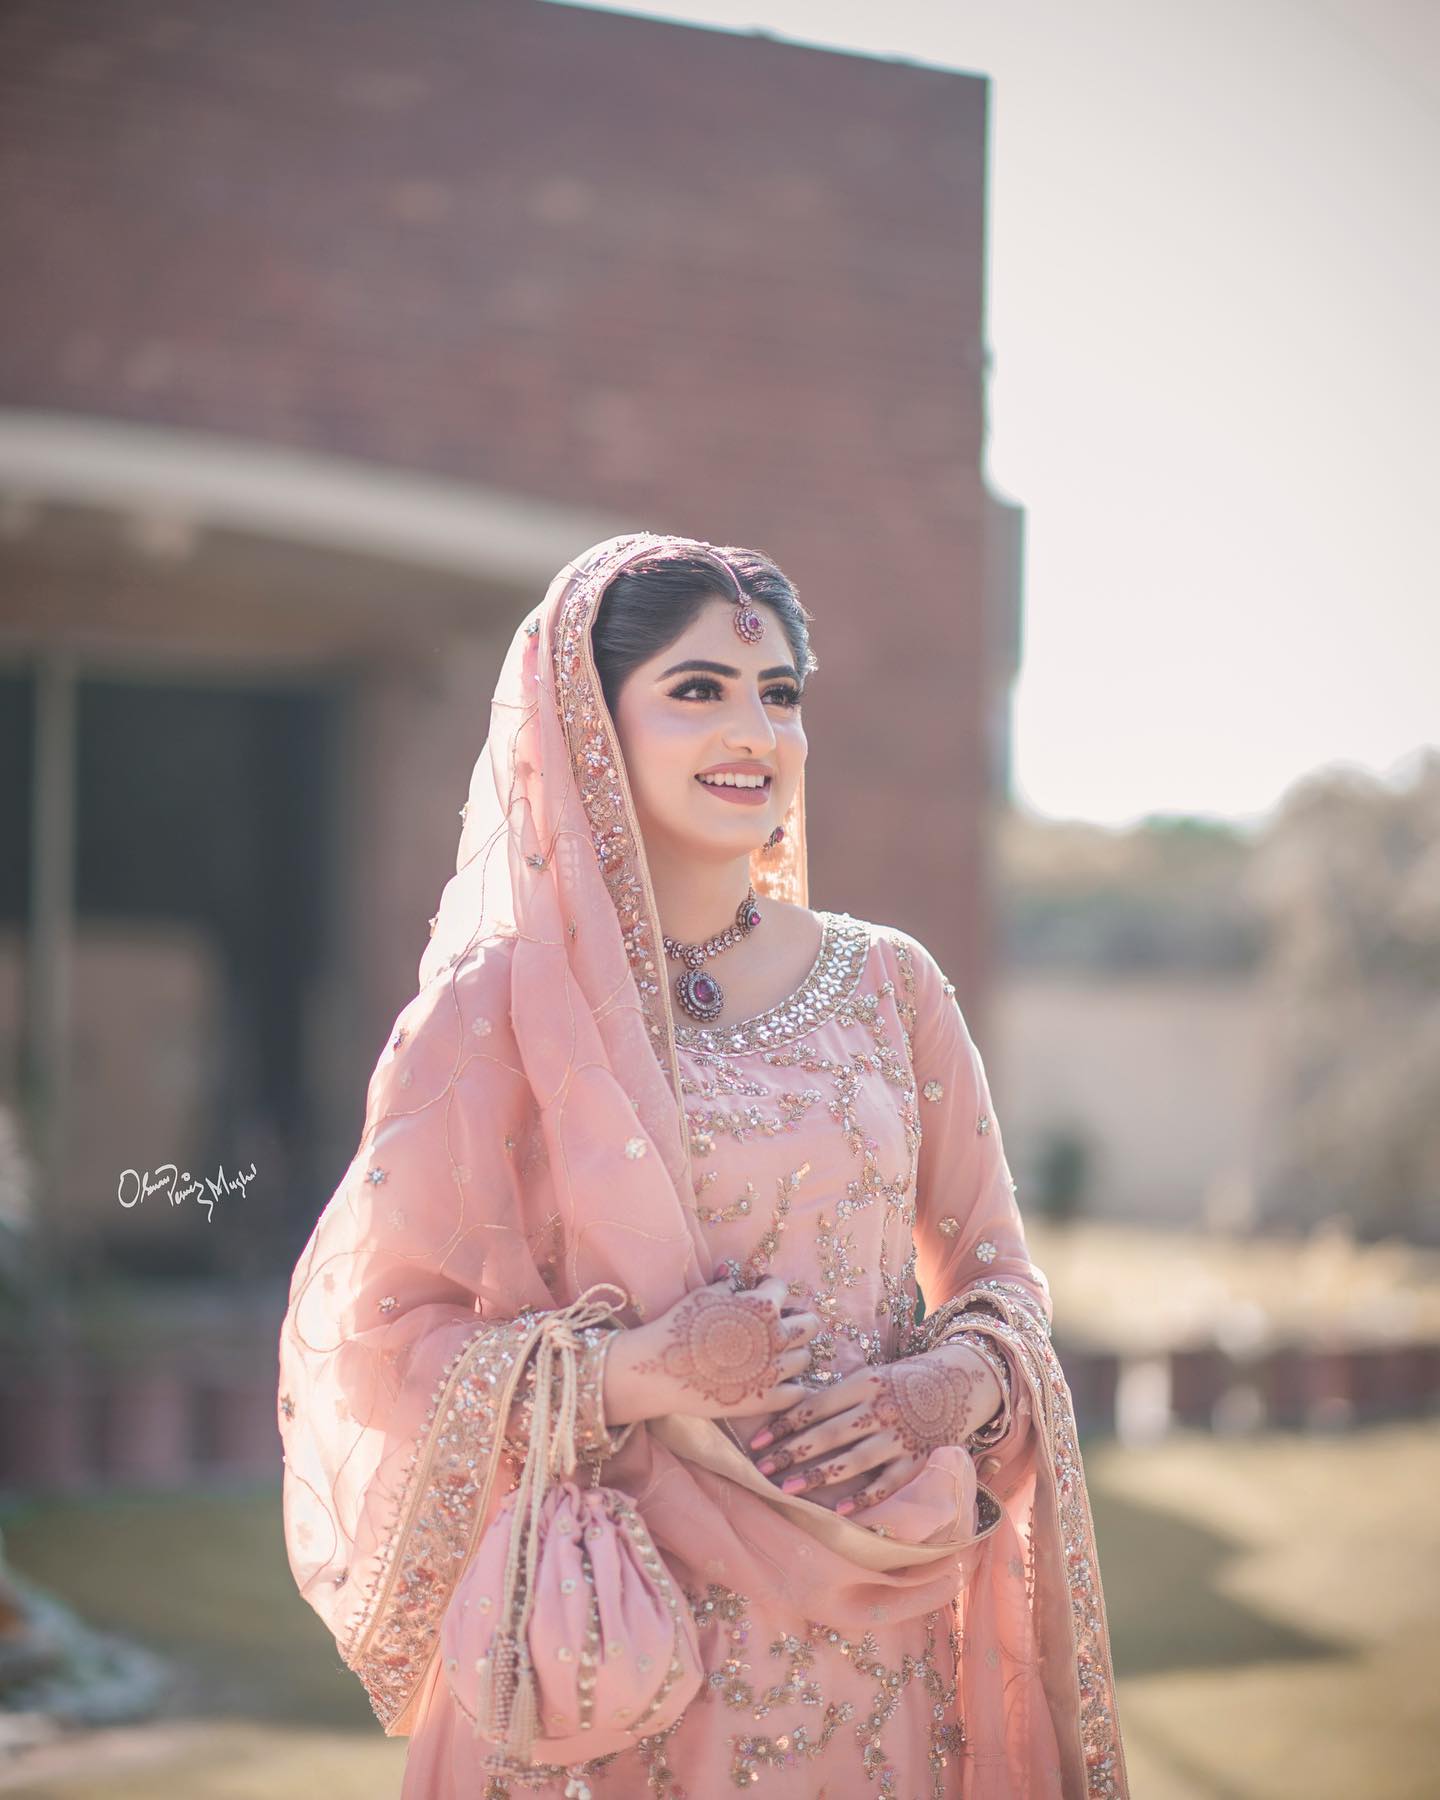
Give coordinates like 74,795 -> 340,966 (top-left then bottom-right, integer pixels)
0,0 -> 999,1002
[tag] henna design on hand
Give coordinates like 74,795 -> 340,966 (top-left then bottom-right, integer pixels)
769,1397 -> 819,1439
637,1291 -> 787,1407
780,1455 -> 847,1494
847,1479 -> 891,1513
862,1357 -> 985,1457
757,1438 -> 812,1476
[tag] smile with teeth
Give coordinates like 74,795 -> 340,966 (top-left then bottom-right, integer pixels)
695,771 -> 772,807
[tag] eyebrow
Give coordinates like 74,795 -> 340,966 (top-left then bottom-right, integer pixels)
658,658 -> 801,683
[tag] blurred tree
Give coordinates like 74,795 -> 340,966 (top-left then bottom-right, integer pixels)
998,808 -> 1263,974
1247,751 -> 1440,1244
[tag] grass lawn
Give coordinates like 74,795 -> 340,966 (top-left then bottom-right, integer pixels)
1,1420 -> 1436,1798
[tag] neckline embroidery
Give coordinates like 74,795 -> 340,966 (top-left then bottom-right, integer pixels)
672,911 -> 873,1054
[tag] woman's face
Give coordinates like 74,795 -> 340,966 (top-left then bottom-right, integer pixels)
611,596 -> 808,869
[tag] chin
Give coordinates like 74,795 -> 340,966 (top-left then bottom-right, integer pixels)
674,813 -> 772,857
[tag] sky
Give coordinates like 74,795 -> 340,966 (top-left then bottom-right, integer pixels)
559,0 -> 1438,829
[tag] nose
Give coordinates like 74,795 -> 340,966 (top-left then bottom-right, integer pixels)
722,687 -> 779,755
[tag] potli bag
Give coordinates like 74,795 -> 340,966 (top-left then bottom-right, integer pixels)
441,1284 -> 704,1767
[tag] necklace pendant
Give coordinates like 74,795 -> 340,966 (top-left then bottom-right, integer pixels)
677,965 -> 725,1021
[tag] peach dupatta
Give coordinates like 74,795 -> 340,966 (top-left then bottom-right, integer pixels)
277,531 -> 1128,1797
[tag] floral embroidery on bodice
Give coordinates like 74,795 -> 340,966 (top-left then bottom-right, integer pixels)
676,911 -> 924,1383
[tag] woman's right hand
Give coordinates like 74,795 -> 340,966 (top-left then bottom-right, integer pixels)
602,1276 -> 822,1426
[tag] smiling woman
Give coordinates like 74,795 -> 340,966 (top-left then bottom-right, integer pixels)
594,547 -> 819,1030
278,532 -> 1129,1799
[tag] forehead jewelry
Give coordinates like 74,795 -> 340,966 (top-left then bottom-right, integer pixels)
719,557 -> 766,644
732,595 -> 765,643
663,885 -> 763,1022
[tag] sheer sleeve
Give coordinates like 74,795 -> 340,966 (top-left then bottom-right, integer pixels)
277,941 -> 632,1736
878,930 -> 1129,1794
883,927 -> 1052,1488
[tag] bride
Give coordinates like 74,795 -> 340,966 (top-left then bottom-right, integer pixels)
278,533 -> 1129,1798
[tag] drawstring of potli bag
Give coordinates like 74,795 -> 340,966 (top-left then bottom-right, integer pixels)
468,1282 -> 628,1756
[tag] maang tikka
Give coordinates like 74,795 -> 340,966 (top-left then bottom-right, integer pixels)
722,557 -> 766,644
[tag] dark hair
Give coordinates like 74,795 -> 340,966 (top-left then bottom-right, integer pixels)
591,544 -> 818,719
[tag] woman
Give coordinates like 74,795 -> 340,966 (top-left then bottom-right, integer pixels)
279,532 -> 1129,1798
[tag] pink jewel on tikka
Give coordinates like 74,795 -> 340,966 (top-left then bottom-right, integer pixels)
733,600 -> 765,643
719,555 -> 765,643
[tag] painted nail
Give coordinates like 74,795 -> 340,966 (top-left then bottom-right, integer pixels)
836,1499 -> 856,1516
781,1475 -> 807,1495
750,1430 -> 774,1450
757,1458 -> 777,1477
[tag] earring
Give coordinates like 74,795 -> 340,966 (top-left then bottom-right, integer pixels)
763,825 -> 785,851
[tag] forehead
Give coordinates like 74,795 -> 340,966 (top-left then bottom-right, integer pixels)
645,597 -> 783,667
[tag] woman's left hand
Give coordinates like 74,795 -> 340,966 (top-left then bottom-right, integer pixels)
746,1346 -> 1001,1515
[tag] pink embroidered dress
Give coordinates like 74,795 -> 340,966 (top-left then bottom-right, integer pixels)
278,535 -> 1129,1800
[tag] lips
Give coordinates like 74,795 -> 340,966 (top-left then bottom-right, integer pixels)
694,774 -> 771,808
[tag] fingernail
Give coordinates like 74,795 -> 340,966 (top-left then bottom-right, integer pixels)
750,1430 -> 774,1450
836,1500 -> 856,1516
757,1458 -> 777,1476
781,1475 -> 806,1494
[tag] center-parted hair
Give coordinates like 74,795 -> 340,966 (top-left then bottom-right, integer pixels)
591,544 -> 818,720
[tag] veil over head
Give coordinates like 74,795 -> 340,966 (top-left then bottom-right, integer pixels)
280,532 -> 812,1709
278,531 -> 1128,1797
422,529 -> 810,1235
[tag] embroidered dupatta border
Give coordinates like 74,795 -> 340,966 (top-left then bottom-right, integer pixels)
340,1315 -> 619,1735
339,1321 -> 502,1731
927,1290 -> 1129,1798
552,537 -> 679,1085
885,933 -> 1130,1800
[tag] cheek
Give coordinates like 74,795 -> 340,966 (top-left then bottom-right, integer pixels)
643,713 -> 711,774
618,709 -> 708,803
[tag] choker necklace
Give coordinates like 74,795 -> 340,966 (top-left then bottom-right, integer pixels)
663,886 -> 763,1021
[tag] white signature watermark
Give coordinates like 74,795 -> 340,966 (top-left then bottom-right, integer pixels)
116,1161 -> 257,1223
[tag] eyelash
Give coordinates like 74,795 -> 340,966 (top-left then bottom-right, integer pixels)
667,677 -> 803,708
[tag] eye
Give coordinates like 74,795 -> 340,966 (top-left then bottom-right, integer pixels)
666,677 -> 803,708
667,676 -> 723,702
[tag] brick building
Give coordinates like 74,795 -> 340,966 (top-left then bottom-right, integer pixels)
0,0 -> 1023,1274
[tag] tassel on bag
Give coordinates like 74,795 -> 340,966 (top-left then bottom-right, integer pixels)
445,1281 -> 706,1764
465,1284 -> 629,1759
